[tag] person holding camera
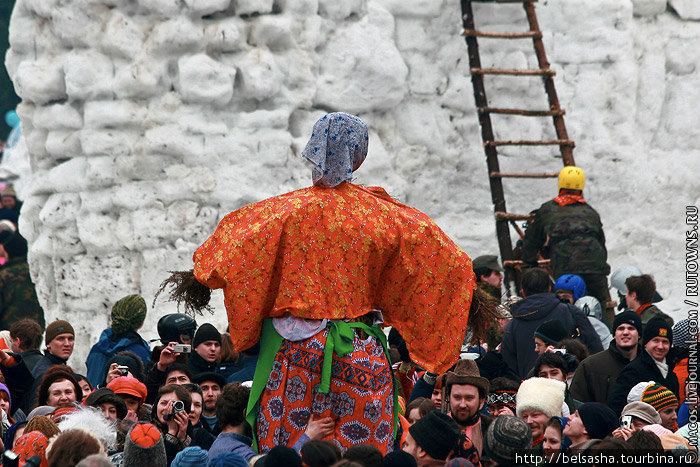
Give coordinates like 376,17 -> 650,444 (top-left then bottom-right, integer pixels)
151,383 -> 212,464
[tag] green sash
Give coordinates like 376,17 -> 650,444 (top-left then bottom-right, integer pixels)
245,319 -> 399,450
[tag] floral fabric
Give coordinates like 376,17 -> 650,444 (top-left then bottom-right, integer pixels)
256,327 -> 394,454
193,182 -> 476,374
13,431 -> 49,467
301,112 -> 368,188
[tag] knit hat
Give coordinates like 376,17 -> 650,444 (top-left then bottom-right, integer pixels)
577,402 -> 618,440
534,320 -> 569,346
643,317 -> 672,346
13,431 -> 49,467
641,423 -> 672,437
262,446 -> 303,466
0,382 -> 11,409
171,446 -> 209,467
123,423 -> 166,467
444,359 -> 489,400
86,387 -> 128,420
642,383 -> 679,413
107,376 -> 147,404
626,381 -> 655,404
516,377 -> 566,418
383,450 -> 418,467
24,415 -> 61,440
612,311 -> 642,335
621,401 -> 662,425
0,230 -> 28,257
192,323 -> 221,348
672,319 -> 691,349
111,295 -> 147,335
483,415 -> 532,466
51,404 -> 79,423
1,185 -> 16,197
408,410 -> 460,461
45,320 -> 74,345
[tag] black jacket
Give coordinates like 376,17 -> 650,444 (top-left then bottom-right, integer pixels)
606,348 -> 679,415
569,342 -> 640,403
500,293 -> 603,379
187,351 -> 218,376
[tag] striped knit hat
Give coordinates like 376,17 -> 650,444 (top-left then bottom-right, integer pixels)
642,383 -> 679,412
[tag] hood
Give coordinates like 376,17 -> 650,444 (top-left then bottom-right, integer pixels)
509,293 -> 563,321
94,328 -> 141,354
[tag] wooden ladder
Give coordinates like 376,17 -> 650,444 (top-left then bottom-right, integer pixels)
460,0 -> 576,294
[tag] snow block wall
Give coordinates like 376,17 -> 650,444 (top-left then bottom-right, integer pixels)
6,0 -> 700,368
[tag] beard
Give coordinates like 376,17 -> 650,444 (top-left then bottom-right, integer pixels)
451,407 -> 476,425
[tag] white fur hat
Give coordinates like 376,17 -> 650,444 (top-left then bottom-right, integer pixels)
516,377 -> 566,418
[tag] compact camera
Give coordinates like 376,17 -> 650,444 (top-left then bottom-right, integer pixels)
172,344 -> 191,353
116,365 -> 130,376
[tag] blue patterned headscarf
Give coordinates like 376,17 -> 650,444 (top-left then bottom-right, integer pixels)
301,112 -> 369,187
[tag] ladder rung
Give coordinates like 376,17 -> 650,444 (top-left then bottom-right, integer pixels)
472,0 -> 538,3
485,139 -> 575,147
490,171 -> 559,179
471,67 -> 555,76
495,211 -> 535,221
462,29 -> 542,39
503,259 -> 550,267
478,107 -> 565,117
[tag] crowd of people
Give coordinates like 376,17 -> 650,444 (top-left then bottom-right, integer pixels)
0,113 -> 695,467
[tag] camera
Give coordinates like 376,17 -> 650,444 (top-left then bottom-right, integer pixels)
552,348 -> 567,355
172,344 -> 191,353
164,400 -> 185,421
620,415 -> 632,429
116,365 -> 130,376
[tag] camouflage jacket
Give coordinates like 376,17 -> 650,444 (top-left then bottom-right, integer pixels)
0,257 -> 45,330
521,199 -> 609,277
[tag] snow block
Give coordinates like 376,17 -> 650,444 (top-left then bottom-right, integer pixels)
177,54 -> 235,104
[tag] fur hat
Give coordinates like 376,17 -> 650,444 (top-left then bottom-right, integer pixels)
577,402 -> 618,440
111,295 -> 147,335
408,410 -> 460,461
123,423 -> 166,467
642,383 -> 679,413
45,320 -> 74,345
516,377 -> 566,418
643,317 -> 672,346
483,415 -> 532,466
192,323 -> 221,348
56,406 -> 117,452
37,365 -> 82,407
443,359 -> 489,402
621,401 -> 662,425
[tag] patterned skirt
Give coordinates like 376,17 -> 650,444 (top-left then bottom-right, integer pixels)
256,328 -> 395,454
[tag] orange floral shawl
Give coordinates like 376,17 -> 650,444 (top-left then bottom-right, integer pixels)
193,182 -> 476,374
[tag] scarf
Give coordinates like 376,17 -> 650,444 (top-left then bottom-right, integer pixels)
553,193 -> 586,206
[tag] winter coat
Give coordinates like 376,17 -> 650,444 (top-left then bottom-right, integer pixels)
224,355 -> 257,384
607,348 -> 679,415
187,350 -> 218,376
500,293 -> 603,379
85,328 -> 151,387
569,342 -> 640,404
637,304 -> 674,329
521,199 -> 609,277
0,257 -> 45,330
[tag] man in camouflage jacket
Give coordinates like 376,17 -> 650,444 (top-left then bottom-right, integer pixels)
521,167 -> 613,328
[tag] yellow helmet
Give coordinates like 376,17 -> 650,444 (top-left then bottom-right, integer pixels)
558,166 -> 585,191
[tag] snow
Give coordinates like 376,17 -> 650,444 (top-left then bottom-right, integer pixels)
6,0 -> 700,371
